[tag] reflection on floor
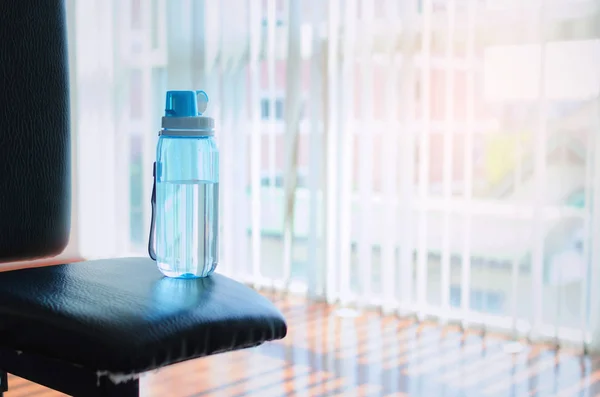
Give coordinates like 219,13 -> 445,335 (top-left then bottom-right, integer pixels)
6,294 -> 600,396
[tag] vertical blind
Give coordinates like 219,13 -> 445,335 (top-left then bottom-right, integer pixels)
68,0 -> 600,351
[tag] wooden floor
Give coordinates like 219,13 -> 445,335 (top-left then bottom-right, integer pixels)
5,294 -> 600,396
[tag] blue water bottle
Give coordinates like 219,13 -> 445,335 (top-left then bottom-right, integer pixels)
148,90 -> 219,278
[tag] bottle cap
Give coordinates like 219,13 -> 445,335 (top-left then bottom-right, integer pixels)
161,90 -> 214,135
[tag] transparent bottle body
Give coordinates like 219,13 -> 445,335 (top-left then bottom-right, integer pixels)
155,135 -> 219,278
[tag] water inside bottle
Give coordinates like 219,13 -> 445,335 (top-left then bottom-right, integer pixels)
156,180 -> 219,278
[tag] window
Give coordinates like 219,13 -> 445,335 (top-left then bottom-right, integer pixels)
450,286 -> 506,314
131,0 -> 142,29
260,172 -> 308,189
129,135 -> 144,248
129,70 -> 143,119
261,98 -> 284,120
70,0 -> 600,347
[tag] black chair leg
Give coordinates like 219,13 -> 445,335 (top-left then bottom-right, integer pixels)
0,348 -> 139,397
0,368 -> 138,397
0,369 -> 7,397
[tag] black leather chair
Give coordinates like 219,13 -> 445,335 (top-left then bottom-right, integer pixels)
0,1 -> 286,396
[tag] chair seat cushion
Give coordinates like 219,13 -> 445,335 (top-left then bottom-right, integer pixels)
0,257 -> 286,373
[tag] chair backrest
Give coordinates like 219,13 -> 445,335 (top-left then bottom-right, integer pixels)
0,0 -> 71,262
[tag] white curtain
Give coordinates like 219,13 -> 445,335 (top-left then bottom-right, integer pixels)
67,0 -> 600,351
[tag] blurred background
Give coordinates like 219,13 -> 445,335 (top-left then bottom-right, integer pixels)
65,0 -> 600,351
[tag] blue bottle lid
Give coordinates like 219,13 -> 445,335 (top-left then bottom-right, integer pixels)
161,90 -> 214,135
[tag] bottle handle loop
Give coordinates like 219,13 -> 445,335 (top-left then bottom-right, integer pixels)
148,162 -> 157,261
